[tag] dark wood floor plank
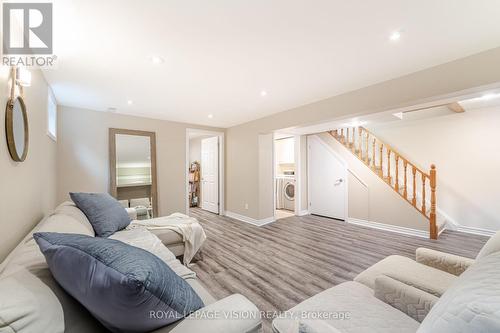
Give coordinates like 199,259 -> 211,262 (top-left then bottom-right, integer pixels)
189,208 -> 488,333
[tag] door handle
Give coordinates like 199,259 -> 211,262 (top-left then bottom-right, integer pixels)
334,178 -> 344,186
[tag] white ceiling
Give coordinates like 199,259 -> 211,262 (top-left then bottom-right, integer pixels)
44,0 -> 500,128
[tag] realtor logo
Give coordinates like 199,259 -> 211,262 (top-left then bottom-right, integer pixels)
3,3 -> 53,54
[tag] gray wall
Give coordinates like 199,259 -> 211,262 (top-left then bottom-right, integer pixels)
57,106 -> 223,217
0,68 -> 57,261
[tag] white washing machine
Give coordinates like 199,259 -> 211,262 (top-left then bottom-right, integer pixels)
276,176 -> 295,211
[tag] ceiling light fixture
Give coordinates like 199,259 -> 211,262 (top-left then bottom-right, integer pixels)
389,31 -> 401,42
208,114 -> 213,119
127,100 -> 133,105
260,90 -> 268,97
393,112 -> 404,120
149,56 -> 165,64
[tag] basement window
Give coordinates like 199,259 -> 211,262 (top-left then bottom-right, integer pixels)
47,89 -> 57,141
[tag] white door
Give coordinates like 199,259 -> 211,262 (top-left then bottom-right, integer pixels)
201,136 -> 219,214
308,136 -> 346,220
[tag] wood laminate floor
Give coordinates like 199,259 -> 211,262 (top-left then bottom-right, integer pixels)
188,208 -> 489,332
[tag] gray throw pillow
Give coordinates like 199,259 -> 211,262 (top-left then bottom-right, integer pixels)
70,192 -> 131,237
34,232 -> 205,333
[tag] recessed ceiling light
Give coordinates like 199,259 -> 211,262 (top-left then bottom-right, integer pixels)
208,114 -> 214,119
389,31 -> 401,42
149,56 -> 165,64
260,90 -> 268,97
127,100 -> 133,105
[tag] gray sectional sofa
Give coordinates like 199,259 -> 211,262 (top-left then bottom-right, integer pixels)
0,202 -> 261,333
273,232 -> 500,333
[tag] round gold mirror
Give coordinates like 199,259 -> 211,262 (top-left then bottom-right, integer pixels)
5,96 -> 29,162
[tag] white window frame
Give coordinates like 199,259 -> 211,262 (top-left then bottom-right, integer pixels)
47,88 -> 57,141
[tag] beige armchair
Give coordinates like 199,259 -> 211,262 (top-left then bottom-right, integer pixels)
354,253 -> 458,297
415,247 -> 475,276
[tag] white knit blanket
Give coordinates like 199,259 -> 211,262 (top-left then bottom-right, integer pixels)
110,228 -> 196,279
127,213 -> 207,265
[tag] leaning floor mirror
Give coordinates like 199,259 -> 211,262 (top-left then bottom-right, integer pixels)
109,129 -> 158,220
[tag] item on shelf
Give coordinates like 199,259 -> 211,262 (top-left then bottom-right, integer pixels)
189,162 -> 200,207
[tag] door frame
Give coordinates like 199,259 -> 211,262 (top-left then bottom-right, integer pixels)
307,135 -> 349,221
273,133 -> 302,220
186,129 -> 225,215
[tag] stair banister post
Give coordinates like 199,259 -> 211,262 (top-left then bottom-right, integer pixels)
430,165 -> 437,240
387,149 -> 391,184
372,139 -> 376,168
403,161 -> 408,199
421,174 -> 426,214
358,127 -> 362,157
365,131 -> 369,164
412,167 -> 417,206
379,144 -> 383,175
395,155 -> 399,191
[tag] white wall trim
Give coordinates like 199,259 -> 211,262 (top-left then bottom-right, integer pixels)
445,220 -> 495,237
455,225 -> 495,237
294,135 -> 302,216
225,211 -> 275,226
439,211 -> 495,237
185,129 -> 225,215
298,210 -> 310,216
348,218 -> 430,239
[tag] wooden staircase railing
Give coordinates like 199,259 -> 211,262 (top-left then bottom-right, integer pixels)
330,127 -> 438,239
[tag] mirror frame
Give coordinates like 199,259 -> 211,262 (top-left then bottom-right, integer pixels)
109,128 -> 158,216
5,96 -> 29,162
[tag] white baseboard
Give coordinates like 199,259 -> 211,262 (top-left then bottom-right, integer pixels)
298,210 -> 310,216
454,225 -> 495,237
444,218 -> 495,237
348,218 -> 430,239
225,211 -> 275,227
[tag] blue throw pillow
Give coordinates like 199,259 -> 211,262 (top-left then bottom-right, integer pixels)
70,192 -> 131,237
34,232 -> 204,333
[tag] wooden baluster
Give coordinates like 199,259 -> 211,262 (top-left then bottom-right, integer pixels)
350,128 -> 354,150
349,128 -> 354,150
403,161 -> 408,199
365,132 -> 369,164
372,139 -> 376,168
358,127 -> 362,157
346,128 -> 350,147
379,144 -> 383,175
395,155 -> 399,191
412,167 -> 417,206
430,165 -> 437,240
340,128 -> 344,144
421,174 -> 426,214
386,149 -> 391,183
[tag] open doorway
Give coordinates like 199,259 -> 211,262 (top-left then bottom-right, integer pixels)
186,129 -> 225,215
274,133 -> 296,220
